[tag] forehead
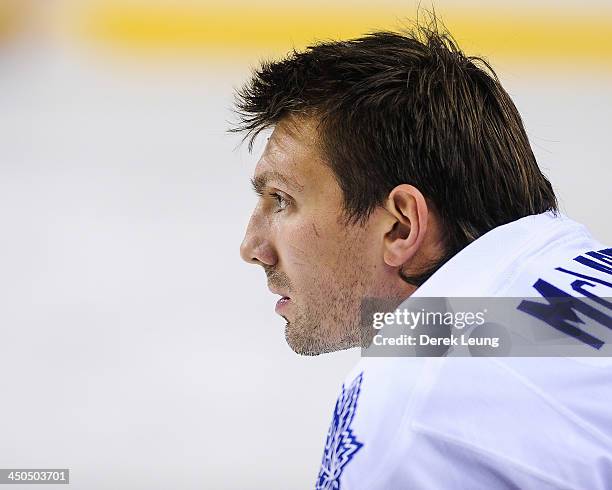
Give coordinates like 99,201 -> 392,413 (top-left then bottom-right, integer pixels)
254,117 -> 327,186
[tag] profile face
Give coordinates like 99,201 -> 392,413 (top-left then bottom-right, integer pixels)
240,117 -> 393,355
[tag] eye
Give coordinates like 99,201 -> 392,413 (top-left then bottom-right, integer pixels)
269,192 -> 290,212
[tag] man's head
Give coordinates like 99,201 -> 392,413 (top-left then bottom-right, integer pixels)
235,22 -> 557,355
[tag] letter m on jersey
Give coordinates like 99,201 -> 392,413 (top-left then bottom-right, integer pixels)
518,248 -> 612,349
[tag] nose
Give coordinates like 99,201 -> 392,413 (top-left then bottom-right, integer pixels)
240,214 -> 277,267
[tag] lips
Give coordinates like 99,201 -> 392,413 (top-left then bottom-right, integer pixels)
274,295 -> 291,314
268,282 -> 292,314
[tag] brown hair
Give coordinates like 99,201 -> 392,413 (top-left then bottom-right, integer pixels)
232,19 -> 557,285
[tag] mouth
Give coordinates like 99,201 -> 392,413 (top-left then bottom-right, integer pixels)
275,295 -> 291,314
268,282 -> 292,314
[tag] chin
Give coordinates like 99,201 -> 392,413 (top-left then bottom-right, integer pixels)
285,322 -> 358,356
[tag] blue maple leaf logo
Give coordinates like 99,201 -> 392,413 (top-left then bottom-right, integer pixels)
316,372 -> 364,490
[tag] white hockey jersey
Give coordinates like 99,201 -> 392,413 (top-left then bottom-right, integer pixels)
316,212 -> 612,489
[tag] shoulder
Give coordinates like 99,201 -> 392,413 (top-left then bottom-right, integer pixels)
499,216 -> 609,297
401,357 -> 612,488
319,356 -> 612,489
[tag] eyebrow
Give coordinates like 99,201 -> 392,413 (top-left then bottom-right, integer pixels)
250,170 -> 304,195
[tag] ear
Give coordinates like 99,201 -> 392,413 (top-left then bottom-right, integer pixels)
383,184 -> 429,268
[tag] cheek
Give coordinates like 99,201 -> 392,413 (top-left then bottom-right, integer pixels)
275,218 -> 337,272
283,221 -> 323,261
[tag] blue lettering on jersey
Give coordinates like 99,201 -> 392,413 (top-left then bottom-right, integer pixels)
518,247 -> 612,349
316,372 -> 364,490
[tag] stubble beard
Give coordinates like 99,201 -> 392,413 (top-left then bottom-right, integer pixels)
284,244 -> 370,356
